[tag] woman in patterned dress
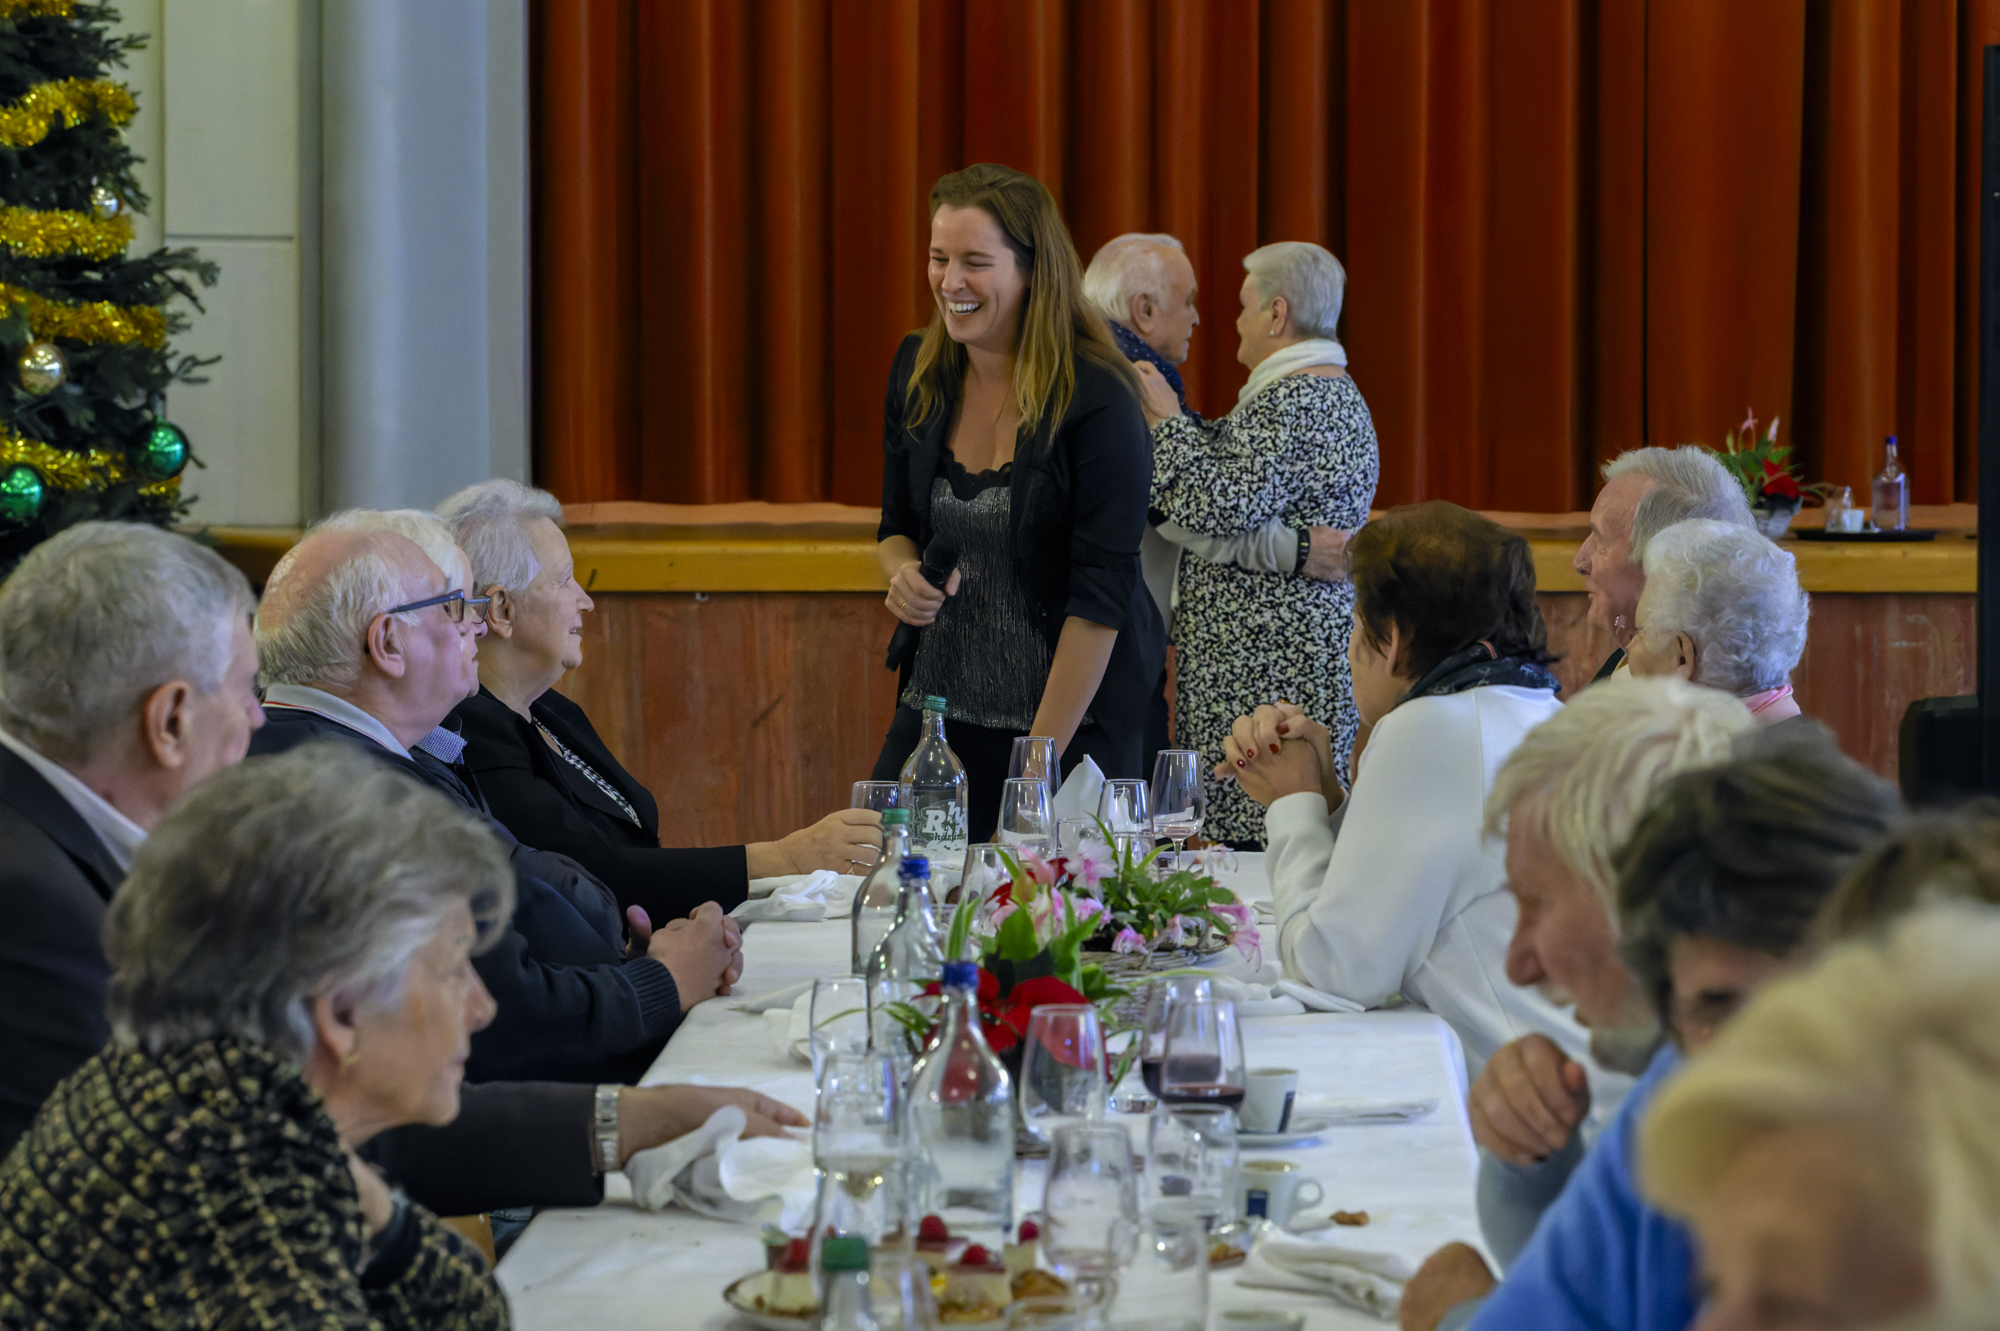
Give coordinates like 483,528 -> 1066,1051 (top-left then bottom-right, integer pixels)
1135,242 -> 1379,846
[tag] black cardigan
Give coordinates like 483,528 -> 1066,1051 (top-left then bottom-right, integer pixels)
878,334 -> 1165,776
450,686 -> 750,922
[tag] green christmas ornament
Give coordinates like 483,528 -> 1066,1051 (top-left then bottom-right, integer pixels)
18,341 -> 67,395
0,465 -> 45,525
138,420 -> 190,479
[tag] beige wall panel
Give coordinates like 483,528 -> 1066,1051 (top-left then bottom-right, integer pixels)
162,0 -> 301,237
168,239 -> 301,525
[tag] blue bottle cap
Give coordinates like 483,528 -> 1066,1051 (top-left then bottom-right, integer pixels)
899,855 -> 930,879
941,960 -> 980,990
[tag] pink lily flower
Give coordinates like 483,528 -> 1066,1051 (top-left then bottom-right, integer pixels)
1113,927 -> 1147,954
1212,898 -> 1252,928
1073,840 -> 1117,890
1229,924 -> 1263,968
1022,849 -> 1058,886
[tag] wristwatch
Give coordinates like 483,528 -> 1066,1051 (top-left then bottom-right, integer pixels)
594,1084 -> 622,1174
1293,525 -> 1313,576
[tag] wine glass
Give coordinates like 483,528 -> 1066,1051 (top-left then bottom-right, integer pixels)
956,843 -> 1011,915
997,777 -> 1054,852
1058,817 -> 1102,859
814,1050 -> 906,1246
1149,751 -> 1207,867
1044,1123 -> 1141,1331
1145,1104 -> 1240,1231
1159,996 -> 1245,1112
1098,778 -> 1151,835
1019,1004 -> 1108,1147
1009,736 -> 1059,787
1138,977 -> 1213,1100
810,976 -> 870,1082
852,780 -> 906,812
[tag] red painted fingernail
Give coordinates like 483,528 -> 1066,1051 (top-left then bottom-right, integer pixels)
1235,759 -> 1246,769
1269,743 -> 1281,755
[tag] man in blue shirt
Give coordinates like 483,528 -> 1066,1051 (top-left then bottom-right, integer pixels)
1399,695 -> 1900,1331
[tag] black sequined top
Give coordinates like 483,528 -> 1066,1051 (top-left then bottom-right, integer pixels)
903,453 -> 1051,729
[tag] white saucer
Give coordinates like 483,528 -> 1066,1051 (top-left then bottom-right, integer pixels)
1237,1116 -> 1331,1147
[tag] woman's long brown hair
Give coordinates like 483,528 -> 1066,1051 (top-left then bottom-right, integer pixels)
905,163 -> 1139,434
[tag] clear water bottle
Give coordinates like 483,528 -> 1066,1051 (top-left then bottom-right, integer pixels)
851,808 -> 913,976
866,856 -> 943,1049
1872,435 -> 1909,531
816,1236 -> 879,1331
900,696 -> 968,868
908,959 -> 1015,1253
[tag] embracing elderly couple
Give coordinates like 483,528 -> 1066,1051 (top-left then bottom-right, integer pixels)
0,488 -> 887,1324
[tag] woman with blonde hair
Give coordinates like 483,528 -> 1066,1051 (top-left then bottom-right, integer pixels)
872,164 -> 1162,839
1138,240 -> 1379,846
1641,903 -> 2000,1327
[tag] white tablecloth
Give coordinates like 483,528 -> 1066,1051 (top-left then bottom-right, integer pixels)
496,854 -> 1484,1330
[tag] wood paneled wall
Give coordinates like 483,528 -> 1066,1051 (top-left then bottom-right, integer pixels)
562,591 -> 1975,847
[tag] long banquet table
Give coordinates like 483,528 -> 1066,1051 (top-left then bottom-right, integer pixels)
495,855 -> 1486,1330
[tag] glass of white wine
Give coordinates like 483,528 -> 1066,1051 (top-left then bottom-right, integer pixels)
1149,750 -> 1207,868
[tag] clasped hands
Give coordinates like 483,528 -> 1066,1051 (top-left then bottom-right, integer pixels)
1216,701 -> 1343,810
627,902 -> 745,1013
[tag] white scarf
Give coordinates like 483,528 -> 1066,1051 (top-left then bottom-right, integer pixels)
1234,337 -> 1349,415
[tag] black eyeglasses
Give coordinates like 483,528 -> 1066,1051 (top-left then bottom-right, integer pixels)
385,589 -> 492,624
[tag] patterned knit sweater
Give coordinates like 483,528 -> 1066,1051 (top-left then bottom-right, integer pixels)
0,1038 -> 509,1330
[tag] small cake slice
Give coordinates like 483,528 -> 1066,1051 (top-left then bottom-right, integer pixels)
915,1213 -> 956,1273
757,1238 -> 816,1317
1002,1218 -> 1040,1280
940,1244 -> 1010,1321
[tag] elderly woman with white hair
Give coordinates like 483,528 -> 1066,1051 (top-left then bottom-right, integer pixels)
0,743 -> 511,1327
1621,518 -> 1808,724
1134,240 -> 1379,846
1641,902 -> 2000,1327
438,480 -> 881,925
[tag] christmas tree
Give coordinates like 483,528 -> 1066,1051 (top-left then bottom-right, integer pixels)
0,0 -> 215,571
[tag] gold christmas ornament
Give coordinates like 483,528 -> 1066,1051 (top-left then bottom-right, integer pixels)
0,281 -> 166,347
0,78 -> 135,150
17,340 -> 66,394
0,203 -> 131,259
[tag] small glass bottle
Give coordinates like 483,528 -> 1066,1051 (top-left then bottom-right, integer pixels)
900,696 -> 968,868
851,808 -> 913,976
1872,435 -> 1909,532
908,959 -> 1015,1255
816,1236 -> 879,1331
866,856 -> 943,1050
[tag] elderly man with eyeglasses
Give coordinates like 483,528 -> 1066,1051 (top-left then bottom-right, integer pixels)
249,516 -> 743,1089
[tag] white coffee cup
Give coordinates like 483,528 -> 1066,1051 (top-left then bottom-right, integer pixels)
1238,1158 -> 1324,1224
1239,1066 -> 1299,1134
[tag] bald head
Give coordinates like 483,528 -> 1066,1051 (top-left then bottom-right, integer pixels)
257,526 -> 441,692
1083,233 -> 1200,364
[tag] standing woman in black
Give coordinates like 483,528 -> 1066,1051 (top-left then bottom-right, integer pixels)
872,164 -> 1164,842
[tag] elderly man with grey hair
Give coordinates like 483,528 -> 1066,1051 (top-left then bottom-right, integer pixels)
1573,445 -> 1756,682
1622,517 -> 1809,724
437,478 -> 883,924
249,516 -> 743,1089
0,522 -> 264,1151
1134,239 -> 1380,845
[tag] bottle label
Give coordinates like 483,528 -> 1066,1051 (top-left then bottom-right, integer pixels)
911,798 -> 967,856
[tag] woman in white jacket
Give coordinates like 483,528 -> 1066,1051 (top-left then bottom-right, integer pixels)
1219,501 -> 1590,1077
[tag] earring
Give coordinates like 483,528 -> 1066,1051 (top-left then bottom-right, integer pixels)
340,1047 -> 360,1070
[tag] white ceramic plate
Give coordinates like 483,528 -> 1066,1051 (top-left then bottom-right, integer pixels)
723,1272 -> 815,1331
1237,1116 -> 1331,1147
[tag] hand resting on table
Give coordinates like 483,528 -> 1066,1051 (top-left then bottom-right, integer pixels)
616,1085 -> 807,1168
630,902 -> 746,1011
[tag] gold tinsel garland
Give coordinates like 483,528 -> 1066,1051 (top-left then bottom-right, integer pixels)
0,425 -> 178,498
0,281 -> 165,346
0,205 -> 131,260
0,78 -> 134,150
0,0 -> 75,20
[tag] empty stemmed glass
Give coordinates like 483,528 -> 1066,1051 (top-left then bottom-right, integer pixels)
1043,1123 -> 1141,1331
1149,751 -> 1206,868
1018,1004 -> 1108,1148
1145,1104 -> 1240,1233
997,777 -> 1054,853
956,843 -> 1011,913
1098,778 -> 1151,835
810,976 -> 871,1083
851,780 -> 906,812
1010,736 -> 1059,788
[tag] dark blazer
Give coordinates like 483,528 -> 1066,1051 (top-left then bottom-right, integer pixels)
449,686 -> 749,924
249,706 -> 681,1086
878,333 -> 1166,777
0,745 -> 123,1154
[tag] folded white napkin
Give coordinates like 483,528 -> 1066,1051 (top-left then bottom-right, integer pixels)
732,870 -> 860,922
1051,756 -> 1106,824
732,978 -> 815,1013
761,991 -> 815,1064
1293,1095 -> 1440,1124
1206,976 -> 1307,1019
1274,978 -> 1366,1014
625,1104 -> 818,1233
1238,1231 -> 1418,1318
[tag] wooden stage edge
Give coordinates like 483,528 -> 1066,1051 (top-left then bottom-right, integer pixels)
196,504 -> 1976,838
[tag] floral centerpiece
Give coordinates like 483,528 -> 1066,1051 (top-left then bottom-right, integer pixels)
1707,410 -> 1823,537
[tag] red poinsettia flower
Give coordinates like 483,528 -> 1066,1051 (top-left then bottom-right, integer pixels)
1759,458 -> 1802,500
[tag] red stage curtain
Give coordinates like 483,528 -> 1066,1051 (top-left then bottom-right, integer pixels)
533,0 -> 2000,510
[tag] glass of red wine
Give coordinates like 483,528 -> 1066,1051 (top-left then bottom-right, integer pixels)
1139,976 -> 1213,1099
1158,995 -> 1246,1110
